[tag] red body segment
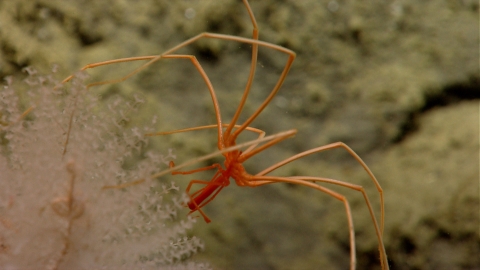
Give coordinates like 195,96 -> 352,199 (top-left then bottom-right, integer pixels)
187,180 -> 222,210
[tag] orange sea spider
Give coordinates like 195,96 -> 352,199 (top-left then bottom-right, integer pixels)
58,1 -> 389,268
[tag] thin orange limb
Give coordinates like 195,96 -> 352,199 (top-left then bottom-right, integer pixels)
56,0 -> 389,268
16,1 -> 285,156
224,0 -> 259,143
247,175 -> 357,269
146,123 -> 266,156
248,172 -> 388,270
258,142 -> 385,236
101,130 -> 297,189
0,88 -> 39,128
289,176 -> 388,270
233,141 -> 388,270
57,34 -> 294,155
146,124 -> 264,137
62,89 -> 82,158
171,162 -> 222,176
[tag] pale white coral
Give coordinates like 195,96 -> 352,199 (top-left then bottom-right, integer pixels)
0,68 -> 210,269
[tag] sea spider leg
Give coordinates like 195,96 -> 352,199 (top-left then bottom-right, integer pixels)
248,175 -> 358,270
147,124 -> 266,160
165,125 -> 387,269
255,142 -> 385,235
60,0 -> 265,151
101,130 -> 296,224
233,142 -> 389,270
174,127 -> 297,222
102,129 -> 297,190
57,34 -> 294,160
223,0 -> 259,141
145,124 -> 267,222
61,37 -> 294,144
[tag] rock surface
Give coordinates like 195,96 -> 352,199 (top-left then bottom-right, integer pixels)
1,0 -> 478,269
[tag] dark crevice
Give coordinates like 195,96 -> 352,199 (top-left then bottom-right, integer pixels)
358,248 -> 389,269
0,44 -> 30,78
392,112 -> 417,143
393,76 -> 480,143
437,228 -> 453,240
400,236 -> 417,254
73,21 -> 103,47
195,47 -> 220,63
422,76 -> 480,111
34,3 -> 103,47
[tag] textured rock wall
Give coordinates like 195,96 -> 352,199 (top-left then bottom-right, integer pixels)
1,0 -> 478,269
